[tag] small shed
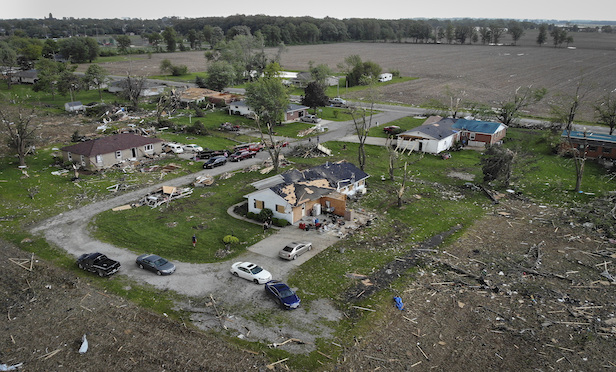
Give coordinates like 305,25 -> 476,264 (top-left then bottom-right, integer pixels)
65,101 -> 85,112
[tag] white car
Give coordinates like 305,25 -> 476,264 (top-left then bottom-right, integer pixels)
163,143 -> 184,154
183,144 -> 203,153
230,262 -> 272,284
279,242 -> 312,260
300,115 -> 321,123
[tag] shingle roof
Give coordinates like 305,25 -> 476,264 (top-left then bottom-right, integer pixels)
61,133 -> 163,157
400,118 -> 458,139
452,119 -> 506,134
270,161 -> 369,205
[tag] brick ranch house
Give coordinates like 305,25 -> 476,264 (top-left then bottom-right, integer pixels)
560,130 -> 616,160
245,161 -> 369,224
60,133 -> 164,171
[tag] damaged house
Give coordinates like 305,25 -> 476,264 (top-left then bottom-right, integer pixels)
60,133 -> 164,171
245,161 -> 369,224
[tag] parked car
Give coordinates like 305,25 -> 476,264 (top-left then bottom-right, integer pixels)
76,252 -> 121,277
300,115 -> 321,123
182,144 -> 204,153
383,125 -> 401,135
220,122 -> 240,131
197,149 -> 228,159
229,150 -> 256,162
135,254 -> 176,275
230,262 -> 272,284
163,143 -> 184,154
203,156 -> 227,169
329,97 -> 347,107
233,143 -> 263,153
265,280 -> 301,310
279,241 -> 312,260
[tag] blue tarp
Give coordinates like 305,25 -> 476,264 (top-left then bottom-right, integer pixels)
393,296 -> 404,311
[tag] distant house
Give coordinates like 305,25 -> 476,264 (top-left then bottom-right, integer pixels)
178,87 -> 239,106
245,161 -> 369,224
290,72 -> 340,88
65,101 -> 85,113
228,100 -> 309,122
108,79 -> 165,97
396,117 -> 460,154
561,130 -> 616,160
11,69 -> 38,84
60,133 -> 164,171
452,118 -> 507,147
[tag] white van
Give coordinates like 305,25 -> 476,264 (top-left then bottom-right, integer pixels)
163,143 -> 184,154
378,73 -> 393,82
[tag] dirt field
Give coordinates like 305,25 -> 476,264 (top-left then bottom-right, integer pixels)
4,197 -> 615,371
80,30 -> 616,121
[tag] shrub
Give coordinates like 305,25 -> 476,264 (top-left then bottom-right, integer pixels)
258,208 -> 273,222
195,76 -> 207,88
246,211 -> 257,220
273,218 -> 290,227
222,235 -> 239,245
170,65 -> 188,76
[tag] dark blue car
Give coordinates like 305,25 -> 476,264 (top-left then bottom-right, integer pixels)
265,280 -> 301,310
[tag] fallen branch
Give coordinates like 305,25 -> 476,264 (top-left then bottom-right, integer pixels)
352,305 -> 376,312
265,357 -> 289,370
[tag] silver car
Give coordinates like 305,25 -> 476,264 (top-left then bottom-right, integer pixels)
279,242 -> 312,260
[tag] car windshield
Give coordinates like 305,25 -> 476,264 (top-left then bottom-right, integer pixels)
153,258 -> 167,266
249,266 -> 263,274
279,288 -> 294,298
282,246 -> 294,252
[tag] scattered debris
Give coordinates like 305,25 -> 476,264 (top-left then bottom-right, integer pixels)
141,186 -> 193,208
193,174 -> 214,187
79,334 -> 88,354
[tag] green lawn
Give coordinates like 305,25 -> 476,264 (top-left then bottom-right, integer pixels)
367,116 -> 426,137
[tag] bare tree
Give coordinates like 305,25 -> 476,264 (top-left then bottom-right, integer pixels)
254,114 -> 285,173
0,98 -> 39,167
495,86 -> 547,126
119,76 -> 147,109
550,80 -> 589,192
348,84 -> 380,171
594,91 -> 616,135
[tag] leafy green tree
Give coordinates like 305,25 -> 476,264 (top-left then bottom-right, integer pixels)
162,27 -> 177,52
42,38 -> 58,58
159,59 -> 173,74
187,29 -> 198,49
508,22 -> 524,45
57,70 -> 82,101
33,59 -> 71,98
209,26 -> 224,47
489,24 -> 504,44
115,35 -> 131,53
0,42 -> 18,89
206,60 -> 236,91
302,81 -> 329,112
550,27 -> 569,47
346,59 -> 382,87
594,92 -> 616,135
445,23 -> 454,44
147,32 -> 162,51
58,37 -> 99,63
479,27 -> 490,44
83,64 -> 108,101
245,70 -> 289,172
536,24 -> 548,46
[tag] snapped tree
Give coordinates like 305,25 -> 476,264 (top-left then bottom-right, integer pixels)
0,97 -> 38,167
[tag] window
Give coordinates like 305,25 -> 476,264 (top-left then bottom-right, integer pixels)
469,133 -> 476,140
96,154 -> 103,164
254,200 -> 264,209
115,150 -> 122,159
145,144 -> 153,151
80,155 -> 86,167
276,205 -> 285,213
603,147 -> 612,154
587,145 -> 597,152
67,152 -> 72,161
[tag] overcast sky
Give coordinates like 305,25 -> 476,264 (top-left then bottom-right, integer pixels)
4,0 -> 616,22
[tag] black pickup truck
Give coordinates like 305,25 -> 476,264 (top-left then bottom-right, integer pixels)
76,252 -> 121,277
197,149 -> 228,159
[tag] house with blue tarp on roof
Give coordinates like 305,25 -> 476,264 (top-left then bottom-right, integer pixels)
244,161 -> 369,224
452,118 -> 508,147
561,130 -> 616,160
395,116 -> 507,154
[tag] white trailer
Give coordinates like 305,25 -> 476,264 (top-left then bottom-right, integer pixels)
378,73 -> 393,82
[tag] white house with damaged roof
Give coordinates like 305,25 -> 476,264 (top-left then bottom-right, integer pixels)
245,161 -> 369,224
396,116 -> 460,154
228,100 -> 309,122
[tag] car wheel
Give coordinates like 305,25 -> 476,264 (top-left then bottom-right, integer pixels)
97,270 -> 105,277
292,255 -> 297,260
78,263 -> 83,269
308,245 -> 312,251
254,279 -> 259,284
139,264 -> 144,269
156,271 -> 162,276
232,272 -> 239,277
